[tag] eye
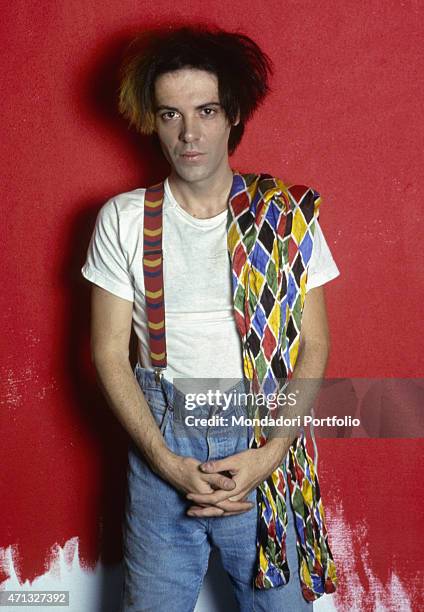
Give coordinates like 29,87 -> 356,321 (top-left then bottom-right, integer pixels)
160,111 -> 180,121
201,107 -> 217,117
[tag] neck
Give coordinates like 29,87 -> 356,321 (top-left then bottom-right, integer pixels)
168,165 -> 234,219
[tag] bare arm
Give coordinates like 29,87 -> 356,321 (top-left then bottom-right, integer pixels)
90,284 -> 238,497
263,283 -> 330,459
90,285 -> 172,474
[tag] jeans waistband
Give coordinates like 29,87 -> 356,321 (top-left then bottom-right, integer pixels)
134,363 -> 251,418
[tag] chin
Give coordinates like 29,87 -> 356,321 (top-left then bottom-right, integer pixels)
174,165 -> 212,183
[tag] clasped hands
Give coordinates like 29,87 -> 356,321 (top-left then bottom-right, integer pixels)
177,442 -> 288,517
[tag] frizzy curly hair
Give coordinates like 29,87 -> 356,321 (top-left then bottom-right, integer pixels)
118,26 -> 273,153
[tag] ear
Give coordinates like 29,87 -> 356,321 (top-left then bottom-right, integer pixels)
233,111 -> 240,127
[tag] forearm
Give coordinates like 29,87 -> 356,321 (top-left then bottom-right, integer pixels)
92,352 -> 241,500
93,351 -> 173,477
262,340 -> 329,467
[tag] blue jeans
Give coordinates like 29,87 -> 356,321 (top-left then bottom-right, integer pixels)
120,364 -> 313,612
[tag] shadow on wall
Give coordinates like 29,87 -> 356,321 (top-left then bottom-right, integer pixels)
61,29 -> 239,611
75,27 -> 169,184
61,28 -> 165,610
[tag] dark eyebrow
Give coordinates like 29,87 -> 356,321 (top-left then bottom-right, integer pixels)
155,102 -> 222,112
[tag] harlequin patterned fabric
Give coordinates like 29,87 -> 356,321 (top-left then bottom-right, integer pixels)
142,172 -> 338,601
227,172 -> 338,600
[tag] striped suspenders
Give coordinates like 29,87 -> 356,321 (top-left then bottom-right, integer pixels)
143,183 -> 167,381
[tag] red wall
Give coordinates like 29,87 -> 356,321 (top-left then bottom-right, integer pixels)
1,0 -> 423,607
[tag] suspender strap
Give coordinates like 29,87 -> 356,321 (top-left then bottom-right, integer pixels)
143,182 -> 167,376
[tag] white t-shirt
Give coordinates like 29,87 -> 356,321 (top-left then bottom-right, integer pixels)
81,178 -> 340,388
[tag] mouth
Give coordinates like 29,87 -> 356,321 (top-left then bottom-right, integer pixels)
179,152 -> 205,161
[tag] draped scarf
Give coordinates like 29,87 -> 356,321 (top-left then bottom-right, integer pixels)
227,172 -> 338,601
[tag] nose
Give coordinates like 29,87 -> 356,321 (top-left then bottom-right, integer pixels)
179,116 -> 200,143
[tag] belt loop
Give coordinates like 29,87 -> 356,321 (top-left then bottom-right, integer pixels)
153,368 -> 172,432
155,368 -> 173,413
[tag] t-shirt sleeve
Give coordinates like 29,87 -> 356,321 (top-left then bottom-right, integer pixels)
306,218 -> 340,291
81,199 -> 135,302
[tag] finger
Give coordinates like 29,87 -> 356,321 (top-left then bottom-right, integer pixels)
215,500 -> 254,513
187,505 -> 224,518
227,493 -> 248,502
204,473 -> 236,491
186,488 -> 240,505
186,483 -> 214,495
191,494 -> 250,508
199,459 -> 235,474
198,483 -> 215,493
187,500 -> 254,517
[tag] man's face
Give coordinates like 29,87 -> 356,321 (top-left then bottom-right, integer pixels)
153,68 -> 237,184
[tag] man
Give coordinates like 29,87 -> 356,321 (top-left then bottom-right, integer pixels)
82,27 -> 340,611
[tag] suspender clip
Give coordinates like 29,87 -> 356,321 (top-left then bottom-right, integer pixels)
154,368 -> 165,383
